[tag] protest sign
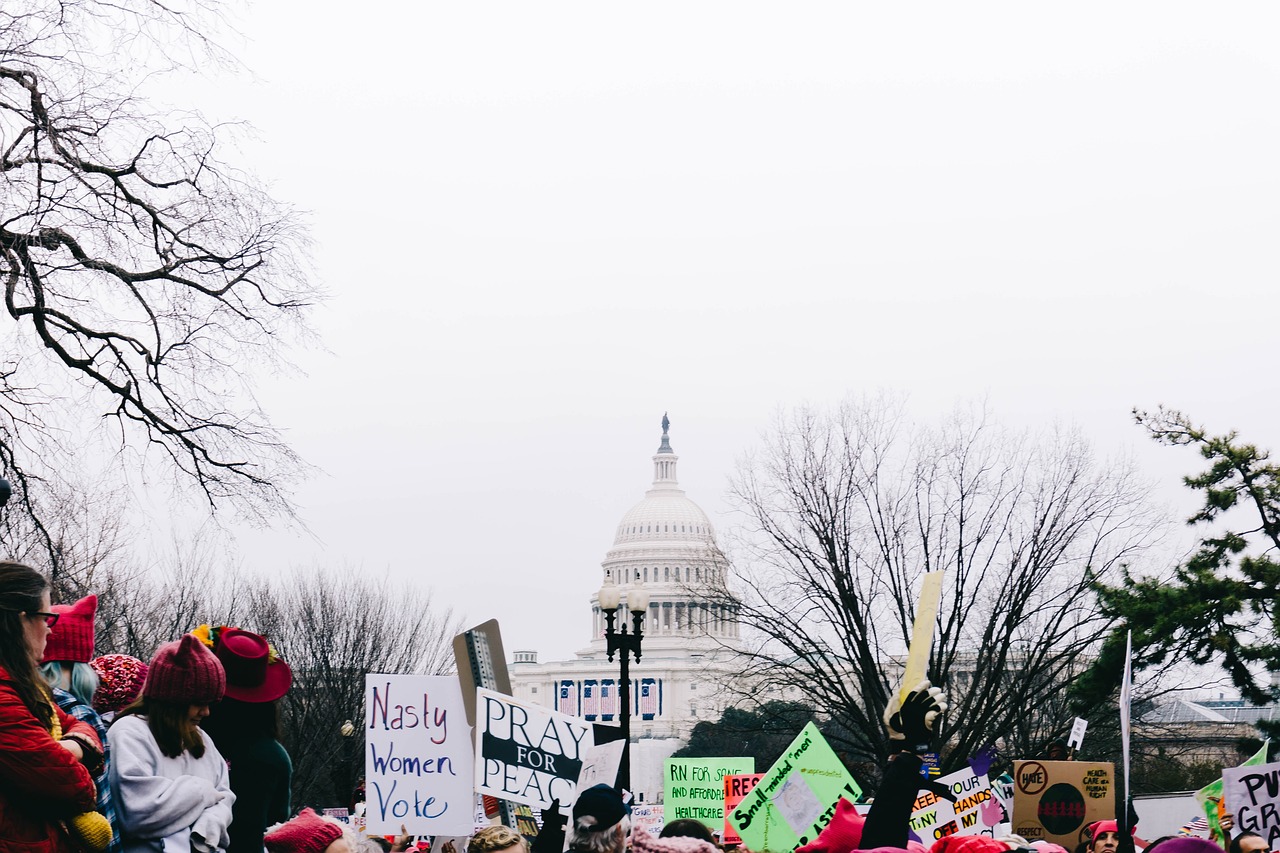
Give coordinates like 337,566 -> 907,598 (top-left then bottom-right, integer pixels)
1197,741 -> 1270,846
475,687 -> 595,809
1012,761 -> 1114,848
1068,718 -> 1088,751
633,804 -> 665,837
365,674 -> 474,834
727,723 -> 862,852
578,739 -> 626,791
665,758 -> 755,830
725,774 -> 765,846
1224,760 -> 1280,850
323,807 -> 350,823
910,766 -> 1001,842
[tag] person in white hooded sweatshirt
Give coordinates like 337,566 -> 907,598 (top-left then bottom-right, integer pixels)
110,634 -> 235,853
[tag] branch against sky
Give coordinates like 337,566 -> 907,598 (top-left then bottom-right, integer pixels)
0,0 -> 317,549
710,397 -> 1163,784
1088,408 -> 1280,714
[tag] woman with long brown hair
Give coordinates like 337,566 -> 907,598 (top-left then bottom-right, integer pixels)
109,633 -> 235,853
0,561 -> 105,852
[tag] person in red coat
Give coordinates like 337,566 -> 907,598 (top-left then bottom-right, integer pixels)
0,561 -> 105,851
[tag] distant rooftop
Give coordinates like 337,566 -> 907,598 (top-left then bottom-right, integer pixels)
1141,698 -> 1280,726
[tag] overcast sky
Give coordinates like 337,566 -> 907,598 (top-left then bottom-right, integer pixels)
162,2 -> 1280,663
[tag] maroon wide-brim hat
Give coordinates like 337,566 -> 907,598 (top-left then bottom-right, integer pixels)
216,628 -> 292,703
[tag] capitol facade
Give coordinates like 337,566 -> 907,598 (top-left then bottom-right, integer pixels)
509,416 -> 746,800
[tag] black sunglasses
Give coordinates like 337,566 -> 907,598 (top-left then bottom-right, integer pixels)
7,610 -> 59,628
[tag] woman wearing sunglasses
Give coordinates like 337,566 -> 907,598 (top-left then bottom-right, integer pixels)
0,561 -> 105,852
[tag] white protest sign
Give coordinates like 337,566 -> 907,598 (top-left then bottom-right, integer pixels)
577,739 -> 626,792
1068,718 -> 1088,751
1224,761 -> 1280,850
910,767 -> 1001,842
365,674 -> 474,835
476,686 -> 595,809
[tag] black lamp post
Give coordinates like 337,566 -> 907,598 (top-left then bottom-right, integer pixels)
598,581 -> 649,793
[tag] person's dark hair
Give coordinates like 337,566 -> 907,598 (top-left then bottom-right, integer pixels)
114,696 -> 207,759
1230,833 -> 1267,853
0,562 -> 53,729
201,696 -> 280,747
1142,836 -> 1178,853
660,820 -> 716,844
369,839 -> 392,853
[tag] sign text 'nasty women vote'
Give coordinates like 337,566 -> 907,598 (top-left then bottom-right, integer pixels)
476,686 -> 594,809
364,674 -> 474,835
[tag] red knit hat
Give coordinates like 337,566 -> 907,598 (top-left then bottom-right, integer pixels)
144,634 -> 226,705
42,594 -> 97,663
90,654 -> 149,714
796,798 -> 865,853
264,808 -> 344,853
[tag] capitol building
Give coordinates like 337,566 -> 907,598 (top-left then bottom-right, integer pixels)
509,416 -> 746,800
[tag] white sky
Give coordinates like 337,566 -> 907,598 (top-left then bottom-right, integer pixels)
160,2 -> 1280,663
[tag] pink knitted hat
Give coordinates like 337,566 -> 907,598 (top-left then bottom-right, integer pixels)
265,809 -> 344,853
144,634 -> 226,705
90,654 -> 149,714
631,825 -> 719,853
43,594 -> 97,663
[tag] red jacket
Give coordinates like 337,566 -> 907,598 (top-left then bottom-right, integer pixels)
0,665 -> 100,853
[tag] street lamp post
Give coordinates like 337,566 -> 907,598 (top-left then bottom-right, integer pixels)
598,581 -> 649,793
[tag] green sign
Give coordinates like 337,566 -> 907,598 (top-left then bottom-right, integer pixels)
727,723 -> 862,853
664,757 -> 756,829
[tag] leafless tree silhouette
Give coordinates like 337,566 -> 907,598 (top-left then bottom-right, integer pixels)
0,1 -> 316,555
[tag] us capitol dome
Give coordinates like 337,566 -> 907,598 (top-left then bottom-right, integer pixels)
509,415 -> 745,800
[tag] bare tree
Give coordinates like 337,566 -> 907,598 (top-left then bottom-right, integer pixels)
713,398 -> 1162,786
0,0 -> 316,553
227,568 -> 462,809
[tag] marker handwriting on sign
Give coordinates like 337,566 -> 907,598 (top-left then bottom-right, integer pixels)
369,682 -> 448,744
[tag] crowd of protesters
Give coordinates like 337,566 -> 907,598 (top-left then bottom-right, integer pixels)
0,560 -> 1271,853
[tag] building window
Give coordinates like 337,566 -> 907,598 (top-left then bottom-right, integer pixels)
532,687 -> 538,694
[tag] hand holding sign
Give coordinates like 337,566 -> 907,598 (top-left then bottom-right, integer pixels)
885,680 -> 947,753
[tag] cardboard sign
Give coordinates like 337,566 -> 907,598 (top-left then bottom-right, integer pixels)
1012,761 -> 1114,847
910,766 -> 1002,842
364,675 -> 475,834
632,804 -> 666,837
725,773 -> 765,846
475,687 -> 594,809
664,758 -> 755,830
727,723 -> 862,852
1224,760 -> 1280,850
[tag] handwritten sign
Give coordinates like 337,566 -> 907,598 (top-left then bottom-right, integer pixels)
725,774 -> 765,846
727,723 -> 862,852
1224,760 -> 1280,850
632,804 -> 665,837
365,674 -> 474,834
1012,761 -> 1114,848
910,766 -> 1001,842
664,758 -> 755,830
475,687 -> 594,809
